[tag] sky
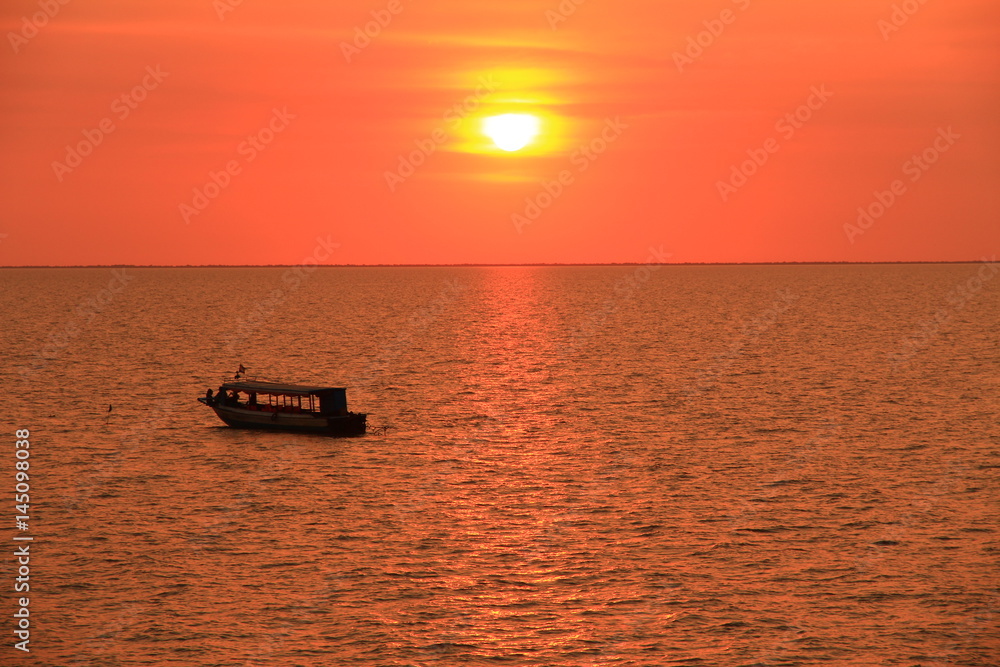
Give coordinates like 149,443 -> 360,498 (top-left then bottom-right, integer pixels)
1,0 -> 998,266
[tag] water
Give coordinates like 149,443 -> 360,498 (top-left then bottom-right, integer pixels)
2,264 -> 998,666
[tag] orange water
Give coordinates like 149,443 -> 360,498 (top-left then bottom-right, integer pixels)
2,265 -> 998,665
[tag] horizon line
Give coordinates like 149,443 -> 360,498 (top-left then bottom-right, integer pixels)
0,260 -> 994,269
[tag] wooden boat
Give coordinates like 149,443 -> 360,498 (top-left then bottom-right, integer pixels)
198,380 -> 366,436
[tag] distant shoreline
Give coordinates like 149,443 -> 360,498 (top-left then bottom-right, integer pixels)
0,261 -> 992,269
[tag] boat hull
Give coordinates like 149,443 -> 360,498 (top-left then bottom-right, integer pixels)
199,399 -> 366,437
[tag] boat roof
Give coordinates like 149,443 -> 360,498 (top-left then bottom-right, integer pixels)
219,381 -> 346,397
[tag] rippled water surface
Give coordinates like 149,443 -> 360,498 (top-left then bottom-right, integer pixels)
2,264 -> 998,666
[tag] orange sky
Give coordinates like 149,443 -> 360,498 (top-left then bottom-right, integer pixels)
1,0 -> 997,265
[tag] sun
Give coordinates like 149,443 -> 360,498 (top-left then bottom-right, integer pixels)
482,114 -> 541,152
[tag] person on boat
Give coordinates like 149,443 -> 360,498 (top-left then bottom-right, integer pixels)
248,392 -> 257,409
205,388 -> 214,403
216,386 -> 226,405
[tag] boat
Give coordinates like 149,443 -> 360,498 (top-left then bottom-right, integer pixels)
198,380 -> 367,436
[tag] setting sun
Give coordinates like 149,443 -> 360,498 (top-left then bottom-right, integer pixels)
482,113 -> 541,152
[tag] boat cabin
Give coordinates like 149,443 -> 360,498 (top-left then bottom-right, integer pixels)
217,381 -> 350,416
